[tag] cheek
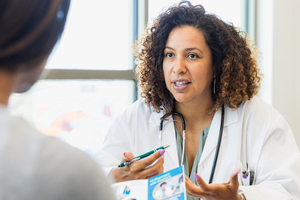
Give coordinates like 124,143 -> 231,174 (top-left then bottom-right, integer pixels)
162,68 -> 170,89
162,62 -> 171,83
196,62 -> 214,77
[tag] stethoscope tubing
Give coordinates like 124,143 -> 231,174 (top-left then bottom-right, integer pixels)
208,104 -> 224,184
160,105 -> 225,184
173,112 -> 186,166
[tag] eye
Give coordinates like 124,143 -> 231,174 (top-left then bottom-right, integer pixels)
165,52 -> 174,58
188,53 -> 199,59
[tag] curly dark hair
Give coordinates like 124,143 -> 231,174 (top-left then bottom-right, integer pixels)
135,1 -> 262,117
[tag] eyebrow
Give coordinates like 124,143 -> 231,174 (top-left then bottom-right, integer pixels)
164,46 -> 174,50
164,46 -> 203,54
186,48 -> 203,54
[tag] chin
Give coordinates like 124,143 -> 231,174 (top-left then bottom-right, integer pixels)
173,95 -> 192,103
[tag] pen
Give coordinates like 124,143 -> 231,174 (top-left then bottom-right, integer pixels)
118,144 -> 170,167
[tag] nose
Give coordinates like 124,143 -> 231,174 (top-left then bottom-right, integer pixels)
172,56 -> 187,75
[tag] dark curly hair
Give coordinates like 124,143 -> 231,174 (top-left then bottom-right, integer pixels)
135,1 -> 262,117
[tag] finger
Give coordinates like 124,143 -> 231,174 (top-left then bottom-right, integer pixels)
121,152 -> 135,162
193,173 -> 210,192
137,149 -> 165,169
184,175 -> 193,184
185,175 -> 204,197
145,163 -> 164,179
124,152 -> 134,161
135,156 -> 164,179
229,168 -> 241,188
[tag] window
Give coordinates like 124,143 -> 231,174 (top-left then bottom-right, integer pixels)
47,0 -> 132,70
149,0 -> 243,29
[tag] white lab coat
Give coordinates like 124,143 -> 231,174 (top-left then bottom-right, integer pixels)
94,97 -> 300,199
154,186 -> 174,199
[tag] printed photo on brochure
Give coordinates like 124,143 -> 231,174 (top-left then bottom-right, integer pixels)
112,166 -> 186,200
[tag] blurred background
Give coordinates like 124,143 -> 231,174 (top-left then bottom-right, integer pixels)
9,0 -> 300,155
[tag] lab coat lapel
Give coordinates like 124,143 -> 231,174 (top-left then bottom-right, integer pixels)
199,106 -> 238,167
149,111 -> 179,168
199,109 -> 223,166
161,116 -> 179,167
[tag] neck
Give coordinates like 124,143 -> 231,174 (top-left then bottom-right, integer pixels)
174,96 -> 214,126
0,70 -> 17,106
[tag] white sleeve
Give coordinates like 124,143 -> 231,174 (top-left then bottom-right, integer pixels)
240,114 -> 300,200
166,187 -> 174,196
154,190 -> 161,198
93,114 -> 133,176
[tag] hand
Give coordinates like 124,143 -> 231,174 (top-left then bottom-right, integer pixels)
111,150 -> 165,182
185,169 -> 242,200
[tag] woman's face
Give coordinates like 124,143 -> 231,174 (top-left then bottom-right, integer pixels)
163,26 -> 214,104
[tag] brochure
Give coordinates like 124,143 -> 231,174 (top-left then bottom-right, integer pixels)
112,166 -> 186,200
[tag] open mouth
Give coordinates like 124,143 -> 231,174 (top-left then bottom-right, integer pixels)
174,81 -> 190,86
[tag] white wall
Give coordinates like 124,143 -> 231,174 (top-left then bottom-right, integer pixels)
257,0 -> 300,148
296,0 -> 300,148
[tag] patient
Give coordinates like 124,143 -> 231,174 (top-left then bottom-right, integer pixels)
0,0 -> 115,199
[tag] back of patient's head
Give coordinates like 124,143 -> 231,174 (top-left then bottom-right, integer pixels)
0,0 -> 70,71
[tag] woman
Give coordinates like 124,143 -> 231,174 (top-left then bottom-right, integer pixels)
95,1 -> 300,199
0,0 -> 115,199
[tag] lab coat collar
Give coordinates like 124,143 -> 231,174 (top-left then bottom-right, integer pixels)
148,109 -> 163,126
223,105 -> 239,127
148,105 -> 239,127
149,111 -> 179,167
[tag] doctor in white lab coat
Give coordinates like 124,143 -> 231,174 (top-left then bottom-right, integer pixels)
96,97 -> 300,199
154,182 -> 174,199
94,2 -> 300,200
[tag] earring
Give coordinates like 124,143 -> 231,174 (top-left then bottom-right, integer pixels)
213,78 -> 216,94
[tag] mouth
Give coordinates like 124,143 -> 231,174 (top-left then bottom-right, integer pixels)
173,81 -> 191,86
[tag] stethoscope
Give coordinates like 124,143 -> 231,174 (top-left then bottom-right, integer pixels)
159,105 -> 252,184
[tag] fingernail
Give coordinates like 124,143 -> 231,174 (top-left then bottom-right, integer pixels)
160,149 -> 165,156
123,152 -> 127,159
194,173 -> 199,180
236,171 -> 240,176
162,154 -> 165,159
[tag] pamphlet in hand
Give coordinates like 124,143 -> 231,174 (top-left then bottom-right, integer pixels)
112,166 -> 186,200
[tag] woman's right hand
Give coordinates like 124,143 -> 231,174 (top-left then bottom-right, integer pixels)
110,150 -> 165,182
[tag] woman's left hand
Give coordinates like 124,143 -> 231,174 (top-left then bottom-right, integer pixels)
185,169 -> 242,200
